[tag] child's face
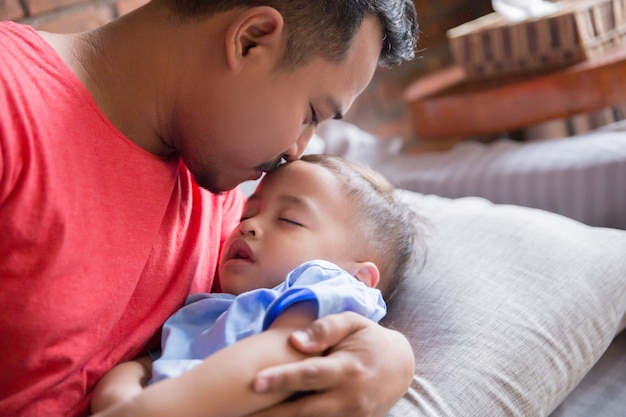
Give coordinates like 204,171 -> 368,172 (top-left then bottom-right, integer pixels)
218,161 -> 358,294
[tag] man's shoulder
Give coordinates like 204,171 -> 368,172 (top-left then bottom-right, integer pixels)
0,22 -> 46,68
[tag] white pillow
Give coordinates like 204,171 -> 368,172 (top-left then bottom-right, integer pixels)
384,191 -> 626,416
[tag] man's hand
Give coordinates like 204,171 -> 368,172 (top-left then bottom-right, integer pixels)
248,312 -> 415,417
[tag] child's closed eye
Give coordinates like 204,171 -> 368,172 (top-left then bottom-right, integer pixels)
278,218 -> 303,227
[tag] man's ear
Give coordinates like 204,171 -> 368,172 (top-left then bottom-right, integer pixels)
352,261 -> 381,289
224,6 -> 285,72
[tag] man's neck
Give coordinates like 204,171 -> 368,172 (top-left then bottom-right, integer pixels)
39,2 -> 177,156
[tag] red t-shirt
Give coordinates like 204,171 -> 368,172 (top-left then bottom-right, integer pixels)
0,22 -> 244,416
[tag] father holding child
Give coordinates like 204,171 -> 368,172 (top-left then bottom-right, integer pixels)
0,1 -> 419,416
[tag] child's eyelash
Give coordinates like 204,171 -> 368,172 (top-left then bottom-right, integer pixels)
279,218 -> 303,227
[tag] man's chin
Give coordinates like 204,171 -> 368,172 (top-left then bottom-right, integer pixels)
189,164 -> 259,194
191,173 -> 228,194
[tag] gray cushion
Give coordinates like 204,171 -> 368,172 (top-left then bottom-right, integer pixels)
383,192 -> 626,417
550,330 -> 626,417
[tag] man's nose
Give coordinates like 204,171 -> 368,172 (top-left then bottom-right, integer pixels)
283,127 -> 315,162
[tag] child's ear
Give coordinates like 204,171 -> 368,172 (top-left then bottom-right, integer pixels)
353,261 -> 380,289
224,6 -> 285,72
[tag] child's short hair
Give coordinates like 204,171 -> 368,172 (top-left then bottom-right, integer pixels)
300,154 -> 428,300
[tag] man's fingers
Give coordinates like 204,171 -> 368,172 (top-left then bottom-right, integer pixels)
252,354 -> 346,393
248,395 -> 322,417
250,318 -> 413,417
289,311 -> 370,352
248,390 -> 361,417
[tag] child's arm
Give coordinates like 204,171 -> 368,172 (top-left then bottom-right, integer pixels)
91,355 -> 153,413
91,301 -> 319,417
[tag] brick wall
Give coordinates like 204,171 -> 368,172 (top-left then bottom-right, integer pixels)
1,0 -> 149,32
1,0 -> 493,142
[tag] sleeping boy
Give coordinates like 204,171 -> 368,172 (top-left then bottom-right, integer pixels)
91,154 -> 428,417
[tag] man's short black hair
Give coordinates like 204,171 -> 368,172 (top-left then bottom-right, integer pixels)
161,0 -> 418,68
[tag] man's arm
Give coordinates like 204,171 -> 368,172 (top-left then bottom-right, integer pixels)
91,301 -> 319,417
249,312 -> 415,417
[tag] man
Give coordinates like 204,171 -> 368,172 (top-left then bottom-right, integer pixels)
0,0 -> 418,415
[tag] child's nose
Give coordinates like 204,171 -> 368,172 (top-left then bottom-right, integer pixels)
239,218 -> 259,237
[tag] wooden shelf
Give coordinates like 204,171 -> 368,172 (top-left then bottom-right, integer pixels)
404,47 -> 626,140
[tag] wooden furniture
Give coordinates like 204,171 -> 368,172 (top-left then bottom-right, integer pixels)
404,47 -> 626,141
